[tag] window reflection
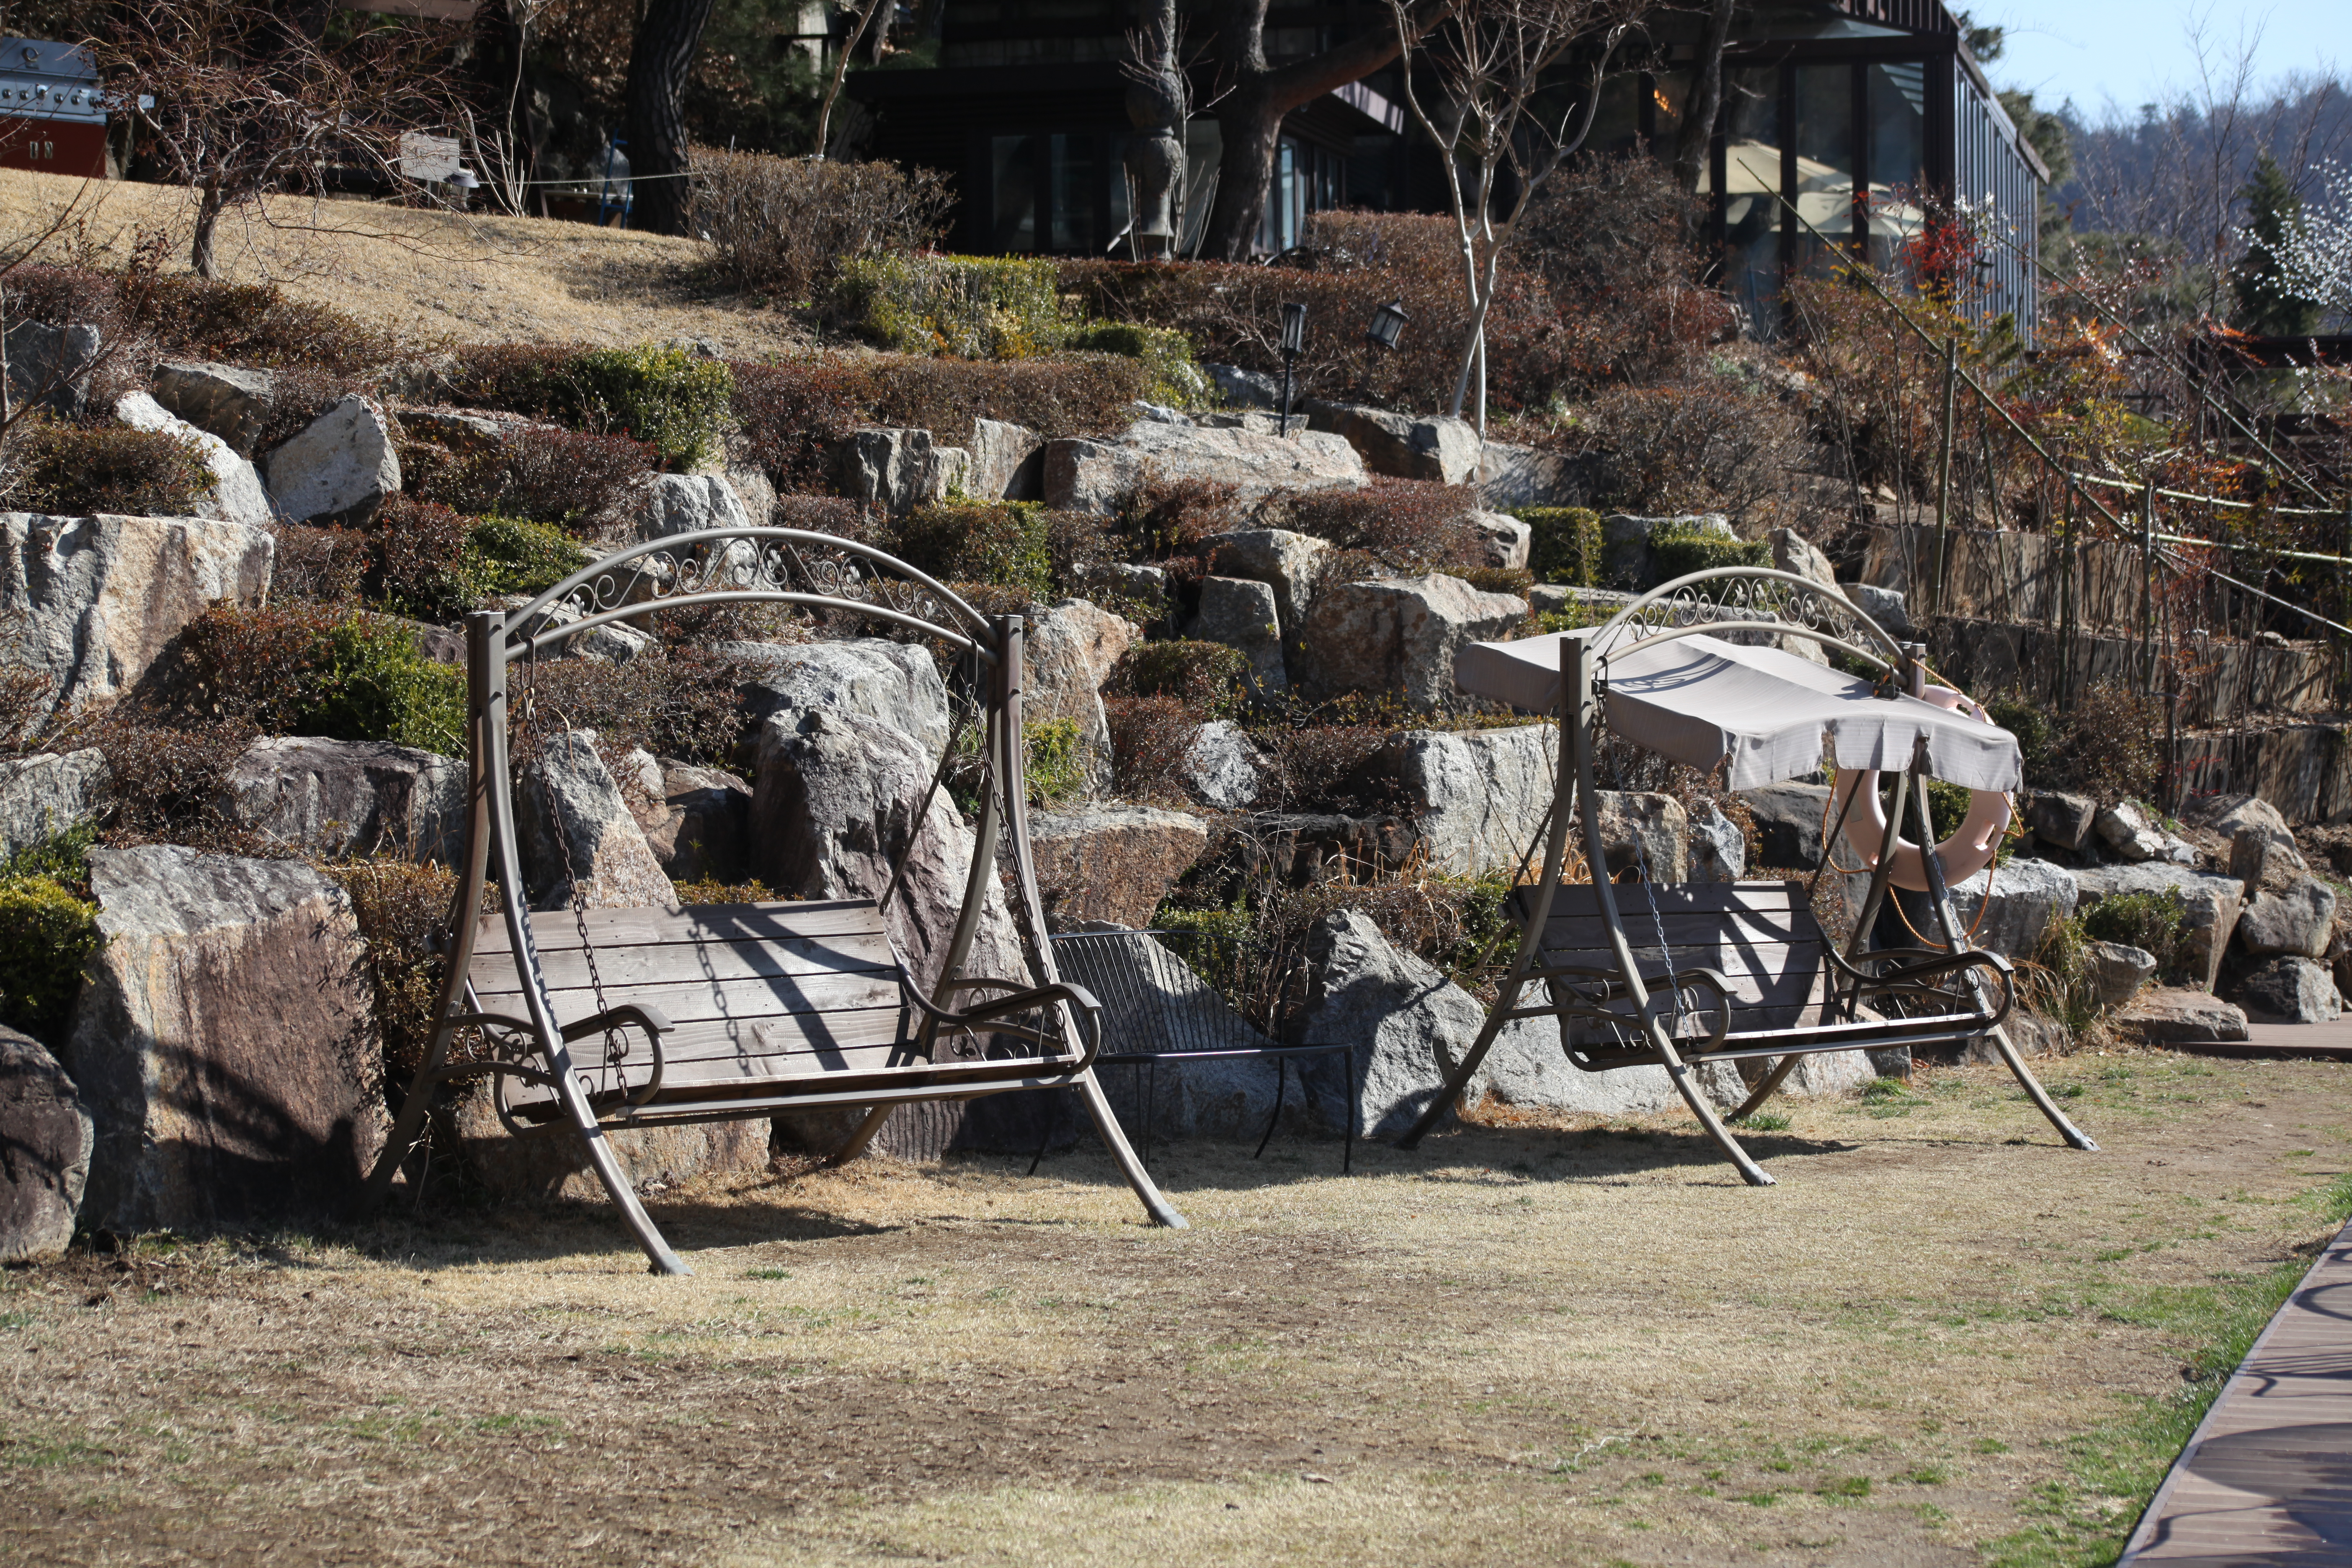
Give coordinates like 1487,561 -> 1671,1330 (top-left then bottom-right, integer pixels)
1723,65 -> 1780,331
1050,133 -> 1093,253
1793,63 -> 1854,272
992,134 -> 1036,251
1866,60 -> 1926,270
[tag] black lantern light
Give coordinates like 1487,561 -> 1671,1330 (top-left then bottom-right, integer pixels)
1365,299 -> 1410,352
1277,301 -> 1308,436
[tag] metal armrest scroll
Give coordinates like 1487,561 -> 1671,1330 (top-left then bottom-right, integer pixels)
900,975 -> 1103,1068
1833,946 -> 2014,1027
1521,962 -> 1735,1055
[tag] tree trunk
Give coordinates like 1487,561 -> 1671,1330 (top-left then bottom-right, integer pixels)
191,178 -> 225,279
1123,0 -> 1186,258
814,0 -> 887,157
1670,0 -> 1735,194
624,0 -> 719,236
1204,81 -> 1284,260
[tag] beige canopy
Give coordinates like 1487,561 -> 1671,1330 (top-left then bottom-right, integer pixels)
1453,629 -> 2023,793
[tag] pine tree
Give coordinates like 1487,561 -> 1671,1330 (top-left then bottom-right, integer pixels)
2233,151 -> 2322,337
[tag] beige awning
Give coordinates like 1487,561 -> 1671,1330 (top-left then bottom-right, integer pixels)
1454,629 -> 2022,792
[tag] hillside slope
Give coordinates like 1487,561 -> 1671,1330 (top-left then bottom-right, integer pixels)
0,168 -> 817,357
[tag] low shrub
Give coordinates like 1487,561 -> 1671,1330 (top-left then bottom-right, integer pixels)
1649,524 -> 1769,582
833,253 -> 1068,358
566,346 -> 733,469
1986,683 -> 2163,803
174,606 -> 467,753
2081,886 -> 2188,973
1105,694 -> 1201,804
1024,717 -> 1085,805
419,426 -> 655,531
728,354 -> 1150,490
272,524 -> 371,603
5,419 -> 216,515
90,719 -> 259,847
1520,505 -> 1603,585
368,496 -> 488,621
326,857 -> 455,1089
1561,379 -> 1807,531
1278,480 -> 1483,575
1063,320 -> 1208,405
1114,640 -> 1250,705
3,263 -> 397,375
691,150 -> 952,300
505,645 -> 752,769
0,665 -> 54,755
0,871 -> 101,1046
468,517 -> 594,598
890,501 -> 1052,593
1459,566 -> 1533,597
1253,696 -> 1408,815
1127,478 -> 1251,565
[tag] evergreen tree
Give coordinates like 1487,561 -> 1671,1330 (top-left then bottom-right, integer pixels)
2233,151 -> 2322,337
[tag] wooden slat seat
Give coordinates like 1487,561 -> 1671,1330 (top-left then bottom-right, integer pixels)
469,899 -> 1072,1124
1508,879 -> 2003,1068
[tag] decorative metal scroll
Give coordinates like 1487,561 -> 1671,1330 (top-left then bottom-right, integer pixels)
1587,569 -> 1898,668
502,527 -> 986,654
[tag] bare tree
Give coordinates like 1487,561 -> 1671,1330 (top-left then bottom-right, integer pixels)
813,0 -> 891,157
1199,0 -> 1459,261
1669,0 -> 1733,193
100,0 -> 466,279
1391,0 -> 1650,431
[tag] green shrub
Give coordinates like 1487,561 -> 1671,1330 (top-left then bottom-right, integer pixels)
0,872 -> 101,1046
177,606 -> 466,754
565,345 -> 734,469
2082,887 -> 2187,972
8,419 -> 217,515
834,254 -> 1068,359
1024,718 -> 1085,805
890,501 -> 1052,594
1064,321 -> 1209,406
370,496 -> 492,620
1648,524 -> 1768,583
1116,640 -> 1250,705
1520,506 -> 1603,586
468,517 -> 594,598
1459,566 -> 1534,597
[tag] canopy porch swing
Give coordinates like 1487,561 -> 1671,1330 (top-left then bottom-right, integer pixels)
1402,566 -> 2099,1181
360,526 -> 1187,1274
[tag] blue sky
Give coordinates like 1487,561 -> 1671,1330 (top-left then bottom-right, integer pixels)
1974,0 -> 2347,118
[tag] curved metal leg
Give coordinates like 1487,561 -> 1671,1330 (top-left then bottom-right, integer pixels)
1073,1068 -> 1188,1228
1731,1054 -> 1803,1123
1986,1023 -> 2100,1150
557,1072 -> 692,1275
1254,1057 -> 1289,1160
1658,1037 -> 1774,1187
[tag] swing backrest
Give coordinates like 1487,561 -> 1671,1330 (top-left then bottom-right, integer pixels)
1515,879 -> 1831,1034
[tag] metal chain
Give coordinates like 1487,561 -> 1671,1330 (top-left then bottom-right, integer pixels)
518,646 -> 625,1084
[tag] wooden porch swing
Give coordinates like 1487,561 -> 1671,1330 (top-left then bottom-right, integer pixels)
1399,567 -> 2099,1181
360,526 -> 1187,1274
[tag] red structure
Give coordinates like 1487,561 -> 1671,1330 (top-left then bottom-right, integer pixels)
0,39 -> 107,179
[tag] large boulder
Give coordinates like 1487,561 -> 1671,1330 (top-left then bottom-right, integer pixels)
1049,423 -> 1367,514
1378,724 -> 1552,875
722,638 -> 952,760
622,754 -> 753,885
2094,799 -> 2169,863
1475,441 -> 1592,509
968,418 -> 1045,501
5,320 -> 99,415
516,730 -> 678,911
2074,864 -> 2244,992
834,427 -> 968,515
1845,583 -> 1911,639
1052,927 -> 1287,1142
1026,598 -> 1138,789
216,735 -> 465,864
115,392 -> 272,531
1297,573 -> 1528,712
1030,806 -> 1210,929
629,471 -> 752,541
0,748 -> 107,859
1207,527 -> 1331,640
1600,513 -> 1732,591
1769,528 -> 1836,589
1305,402 -> 1481,486
0,1025 -> 92,1262
2086,941 -> 2159,1008
67,846 -> 386,1232
1469,511 -> 1532,571
1691,802 -> 1747,883
2,512 -> 274,726
1184,720 -> 1264,810
1945,856 -> 2078,959
1741,780 -> 1830,870
150,359 -> 275,456
2196,793 -> 2304,869
2239,957 -> 2343,1023
1292,909 -> 1486,1138
1594,791 -> 1693,885
263,393 -> 402,525
2237,877 -> 2336,959
1190,576 -> 1286,695
2112,987 -> 2249,1046
2026,791 -> 2097,853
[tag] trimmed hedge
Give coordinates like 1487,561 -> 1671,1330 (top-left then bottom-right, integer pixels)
1649,524 -> 1768,582
1518,506 -> 1603,586
175,606 -> 467,754
8,419 -> 216,516
835,254 -> 1066,358
444,344 -> 735,469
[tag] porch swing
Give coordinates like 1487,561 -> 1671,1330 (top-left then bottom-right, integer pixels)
1398,566 -> 2099,1181
359,526 -> 1188,1274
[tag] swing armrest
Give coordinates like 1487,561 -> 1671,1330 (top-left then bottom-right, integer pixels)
903,977 -> 1104,1064
1835,946 -> 2014,1026
558,1002 -> 672,1045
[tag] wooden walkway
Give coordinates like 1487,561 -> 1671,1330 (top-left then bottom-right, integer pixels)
2120,1217 -> 2352,1563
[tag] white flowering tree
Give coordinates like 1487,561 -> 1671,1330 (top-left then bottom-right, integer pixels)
2262,157 -> 2352,326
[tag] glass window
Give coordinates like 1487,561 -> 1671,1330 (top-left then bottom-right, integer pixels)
992,135 -> 1037,251
1866,60 -> 1926,271
1649,70 -> 1684,152
1050,133 -> 1094,253
1723,65 -> 1780,331
1586,72 -> 1642,156
1793,63 -> 1855,273
1179,119 -> 1220,256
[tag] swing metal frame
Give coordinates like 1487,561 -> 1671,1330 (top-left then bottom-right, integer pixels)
1398,567 -> 2099,1180
359,526 -> 1188,1273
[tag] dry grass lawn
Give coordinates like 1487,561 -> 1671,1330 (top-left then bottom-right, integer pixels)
4,1051 -> 2350,1566
0,168 -> 818,356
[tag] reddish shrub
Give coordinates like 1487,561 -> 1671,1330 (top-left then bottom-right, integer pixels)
369,495 -> 480,619
1276,479 -> 1483,573
272,523 -> 371,602
1124,477 -> 1250,567
419,425 -> 656,531
1105,694 -> 1201,805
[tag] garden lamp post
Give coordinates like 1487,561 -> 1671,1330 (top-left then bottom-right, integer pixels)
1365,299 -> 1409,352
1278,301 -> 1307,436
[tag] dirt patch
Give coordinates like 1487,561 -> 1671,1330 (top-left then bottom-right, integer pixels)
0,168 -> 818,357
3,1052 -> 2350,1565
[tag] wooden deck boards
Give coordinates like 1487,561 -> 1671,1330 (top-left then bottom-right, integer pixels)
2120,1217 -> 2352,1563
